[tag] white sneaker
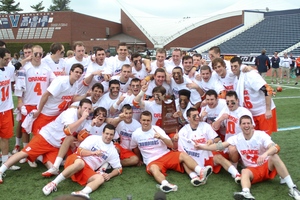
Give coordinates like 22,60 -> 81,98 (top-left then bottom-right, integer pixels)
191,176 -> 204,186
71,191 -> 90,199
12,145 -> 21,154
42,182 -> 57,196
234,191 -> 255,200
42,166 -> 59,177
8,165 -> 21,171
159,183 -> 178,193
234,174 -> 241,184
19,158 -> 27,164
289,186 -> 300,200
199,166 -> 212,182
28,160 -> 37,168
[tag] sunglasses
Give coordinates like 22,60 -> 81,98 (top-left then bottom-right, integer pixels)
226,101 -> 236,105
60,51 -> 65,55
34,52 -> 43,57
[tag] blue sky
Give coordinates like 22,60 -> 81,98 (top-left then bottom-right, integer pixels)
18,0 -> 300,23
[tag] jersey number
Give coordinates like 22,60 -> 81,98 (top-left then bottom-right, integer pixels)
244,96 -> 253,109
34,83 -> 42,96
226,121 -> 235,134
1,86 -> 9,102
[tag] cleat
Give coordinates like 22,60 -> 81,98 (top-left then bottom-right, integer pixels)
19,158 -> 27,164
159,183 -> 178,193
235,174 -> 241,184
289,186 -> 300,200
199,166 -> 212,182
71,191 -> 90,199
42,182 -> 57,196
191,176 -> 202,186
28,160 -> 37,168
8,165 -> 21,171
234,191 -> 255,200
42,166 -> 59,177
12,145 -> 20,154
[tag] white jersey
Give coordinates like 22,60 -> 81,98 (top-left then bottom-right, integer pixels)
200,99 -> 227,136
227,130 -> 273,167
132,64 -> 148,80
0,66 -> 14,112
117,93 -> 143,120
171,76 -> 201,105
178,122 -> 218,166
97,92 -> 122,117
79,135 -> 121,171
130,125 -> 170,165
216,106 -> 254,141
64,56 -> 91,95
217,68 -> 236,91
239,70 -> 275,116
105,55 -> 131,76
145,80 -> 171,97
41,76 -> 78,116
116,119 -> 140,149
42,55 -> 65,76
199,72 -> 225,94
20,62 -> 55,105
40,108 -> 87,148
102,76 -> 131,93
150,60 -> 171,74
84,60 -> 107,88
144,101 -> 162,125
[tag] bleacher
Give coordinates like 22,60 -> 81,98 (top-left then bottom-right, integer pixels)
218,9 -> 300,55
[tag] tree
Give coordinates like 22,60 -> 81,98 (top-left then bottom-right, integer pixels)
48,0 -> 72,11
0,0 -> 23,14
30,1 -> 45,12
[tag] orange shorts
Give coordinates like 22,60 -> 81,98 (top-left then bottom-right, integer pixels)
0,109 -> 14,139
32,113 -> 58,136
247,160 -> 277,184
254,108 -> 277,135
115,143 -> 136,160
64,154 -> 97,186
146,151 -> 184,176
210,151 -> 230,173
22,134 -> 59,164
21,105 -> 37,132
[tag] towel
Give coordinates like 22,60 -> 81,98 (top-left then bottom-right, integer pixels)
21,110 -> 37,134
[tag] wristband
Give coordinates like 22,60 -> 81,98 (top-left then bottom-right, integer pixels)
112,101 -> 119,109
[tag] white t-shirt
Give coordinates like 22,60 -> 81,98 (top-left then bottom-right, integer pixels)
20,62 -> 55,105
84,60 -> 108,88
241,70 -> 276,116
42,55 -> 65,76
171,76 -> 201,105
199,72 -> 225,94
79,135 -> 121,171
144,101 -> 162,125
130,125 -> 170,165
227,130 -> 273,167
0,66 -> 14,112
97,92 -> 122,117
40,108 -> 87,148
41,76 -> 78,116
132,64 -> 148,80
217,68 -> 236,91
64,56 -> 91,95
116,119 -> 141,149
145,80 -> 171,97
178,122 -> 218,166
105,55 -> 131,76
216,106 -> 254,141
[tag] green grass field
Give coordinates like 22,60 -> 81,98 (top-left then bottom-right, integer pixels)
1,76 -> 300,200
